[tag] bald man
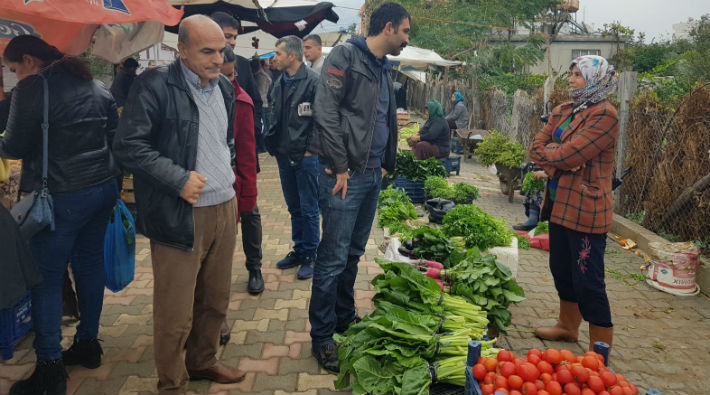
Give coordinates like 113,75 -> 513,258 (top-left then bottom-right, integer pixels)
113,15 -> 244,393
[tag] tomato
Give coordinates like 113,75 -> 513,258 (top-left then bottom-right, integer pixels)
498,350 -> 515,362
545,380 -> 562,395
508,375 -> 524,390
540,372 -> 553,385
609,385 -> 624,395
495,375 -> 509,389
515,357 -> 528,367
571,365 -> 589,383
537,391 -> 550,395
481,383 -> 495,395
473,363 -> 487,380
478,357 -> 485,364
537,360 -> 554,375
628,383 -> 639,395
599,391 -> 611,395
556,367 -> 573,384
582,355 -> 600,371
560,349 -> 576,364
622,387 -> 635,395
615,374 -> 627,385
496,388 -> 510,395
600,371 -> 618,387
485,371 -> 497,385
587,375 -> 605,393
528,348 -> 543,359
542,349 -> 562,365
535,380 -> 545,391
564,382 -> 582,395
527,353 -> 542,365
511,390 -> 523,395
519,363 -> 540,382
484,357 -> 499,372
581,388 -> 596,395
522,381 -> 537,395
500,361 -> 517,378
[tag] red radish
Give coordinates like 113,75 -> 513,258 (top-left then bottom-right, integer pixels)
435,279 -> 444,290
424,260 -> 444,269
426,268 -> 441,279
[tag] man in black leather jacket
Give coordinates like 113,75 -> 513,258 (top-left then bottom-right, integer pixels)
308,2 -> 411,373
265,36 -> 320,280
112,15 -> 245,393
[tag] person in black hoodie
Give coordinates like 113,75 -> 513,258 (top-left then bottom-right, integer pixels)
309,2 -> 411,373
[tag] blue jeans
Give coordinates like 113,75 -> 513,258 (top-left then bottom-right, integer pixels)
30,178 -> 118,360
276,154 -> 320,260
309,166 -> 381,345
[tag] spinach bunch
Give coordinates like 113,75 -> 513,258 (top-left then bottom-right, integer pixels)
424,176 -> 479,204
394,151 -> 447,181
534,220 -> 549,236
443,248 -> 526,333
474,130 -> 526,168
402,226 -> 460,267
377,186 -> 417,231
442,205 -> 514,250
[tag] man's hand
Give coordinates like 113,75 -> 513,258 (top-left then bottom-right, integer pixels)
304,151 -> 313,157
180,171 -> 207,205
533,170 -> 548,180
411,134 -> 421,143
325,167 -> 348,199
381,168 -> 387,178
570,163 -> 586,172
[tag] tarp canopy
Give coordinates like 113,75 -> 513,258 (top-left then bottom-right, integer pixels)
166,0 -> 338,38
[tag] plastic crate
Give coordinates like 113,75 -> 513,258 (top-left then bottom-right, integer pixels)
1,293 -> 33,360
394,177 -> 426,203
438,156 -> 462,176
451,136 -> 464,154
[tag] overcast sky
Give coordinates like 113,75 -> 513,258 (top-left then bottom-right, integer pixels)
316,0 -> 709,42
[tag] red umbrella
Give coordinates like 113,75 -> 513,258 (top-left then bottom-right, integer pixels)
0,0 -> 184,55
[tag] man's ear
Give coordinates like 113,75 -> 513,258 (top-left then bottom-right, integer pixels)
177,42 -> 187,59
384,21 -> 394,35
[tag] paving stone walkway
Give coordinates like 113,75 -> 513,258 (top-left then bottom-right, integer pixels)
1,153 -> 708,395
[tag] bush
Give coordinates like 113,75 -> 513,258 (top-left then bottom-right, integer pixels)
474,130 -> 526,168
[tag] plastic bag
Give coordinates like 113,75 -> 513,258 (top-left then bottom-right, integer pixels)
104,199 -> 135,292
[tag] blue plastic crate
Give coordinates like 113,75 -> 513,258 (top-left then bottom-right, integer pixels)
393,177 -> 426,203
438,156 -> 462,176
1,293 -> 33,360
451,136 -> 464,154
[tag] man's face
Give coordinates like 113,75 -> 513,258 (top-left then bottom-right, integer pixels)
273,43 -> 292,71
222,26 -> 238,49
386,17 -> 410,56
303,39 -> 322,63
178,26 -> 226,84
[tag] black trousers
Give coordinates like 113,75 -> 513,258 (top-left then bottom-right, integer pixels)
240,204 -> 263,271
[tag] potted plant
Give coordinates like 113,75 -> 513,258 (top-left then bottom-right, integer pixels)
474,130 -> 526,202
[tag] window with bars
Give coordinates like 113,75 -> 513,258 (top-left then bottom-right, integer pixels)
572,49 -> 601,58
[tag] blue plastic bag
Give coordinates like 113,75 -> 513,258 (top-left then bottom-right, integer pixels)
104,199 -> 135,292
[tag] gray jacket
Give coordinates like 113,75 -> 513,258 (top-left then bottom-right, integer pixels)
446,101 -> 469,129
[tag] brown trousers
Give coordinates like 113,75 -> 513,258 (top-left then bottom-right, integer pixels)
150,198 -> 238,394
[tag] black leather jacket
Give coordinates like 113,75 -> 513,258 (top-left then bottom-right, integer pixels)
265,63 -> 319,164
0,66 -> 120,194
311,41 -> 398,174
112,61 -> 236,250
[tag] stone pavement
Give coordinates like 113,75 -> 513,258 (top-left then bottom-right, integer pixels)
1,154 -> 709,395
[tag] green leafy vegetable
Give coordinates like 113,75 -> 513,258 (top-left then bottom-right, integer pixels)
534,220 -> 549,236
474,129 -> 526,168
377,186 -> 418,231
424,176 -> 479,204
521,171 -> 545,193
442,205 -> 514,250
516,235 -> 531,249
394,151 -> 448,181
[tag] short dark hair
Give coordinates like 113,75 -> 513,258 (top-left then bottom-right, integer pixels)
123,57 -> 139,69
223,45 -> 236,63
210,11 -> 241,31
275,36 -> 303,60
303,34 -> 322,46
367,2 -> 410,36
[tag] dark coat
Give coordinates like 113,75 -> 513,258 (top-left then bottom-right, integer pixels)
419,117 -> 451,155
0,204 -> 41,310
265,63 -> 319,164
112,60 -> 236,250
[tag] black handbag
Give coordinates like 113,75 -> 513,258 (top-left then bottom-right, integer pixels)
10,74 -> 55,240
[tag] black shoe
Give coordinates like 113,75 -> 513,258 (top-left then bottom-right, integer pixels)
62,338 -> 103,369
312,342 -> 339,373
276,251 -> 302,270
247,269 -> 265,294
10,359 -> 68,395
335,314 -> 362,334
513,222 -> 536,231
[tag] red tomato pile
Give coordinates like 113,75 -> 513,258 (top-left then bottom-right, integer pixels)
471,348 -> 639,395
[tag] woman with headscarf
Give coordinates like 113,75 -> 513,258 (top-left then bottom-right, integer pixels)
529,55 -> 619,351
445,91 -> 469,130
411,99 -> 450,160
1,35 -> 120,395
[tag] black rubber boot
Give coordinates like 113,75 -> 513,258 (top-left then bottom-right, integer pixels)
10,359 -> 68,395
62,337 -> 103,369
513,208 -> 539,231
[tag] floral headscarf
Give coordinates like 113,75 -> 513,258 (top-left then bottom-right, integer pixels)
569,55 -> 618,113
452,91 -> 465,104
426,99 -> 445,120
